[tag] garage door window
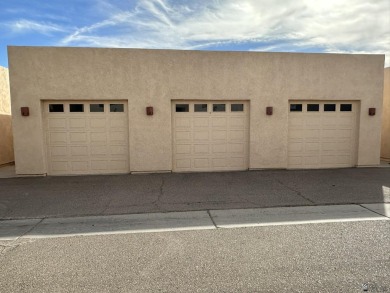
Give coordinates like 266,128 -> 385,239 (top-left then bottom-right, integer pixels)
110,104 -> 124,112
213,104 -> 225,112
90,104 -> 104,112
324,104 -> 336,111
176,104 -> 189,112
340,104 -> 352,111
70,104 -> 84,112
49,104 -> 64,112
290,104 -> 302,112
194,104 -> 207,112
307,104 -> 319,111
231,104 -> 244,112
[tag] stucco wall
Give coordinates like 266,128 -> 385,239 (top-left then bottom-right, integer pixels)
381,68 -> 390,160
0,66 -> 14,165
7,46 -> 385,175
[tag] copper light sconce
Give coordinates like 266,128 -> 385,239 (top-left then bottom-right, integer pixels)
266,107 -> 273,115
368,108 -> 376,116
146,106 -> 153,116
21,107 -> 29,116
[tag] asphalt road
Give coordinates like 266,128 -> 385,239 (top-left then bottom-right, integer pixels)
1,220 -> 389,292
1,168 -> 390,219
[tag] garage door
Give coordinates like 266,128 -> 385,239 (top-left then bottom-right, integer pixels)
44,101 -> 129,175
173,101 -> 249,172
288,101 -> 358,169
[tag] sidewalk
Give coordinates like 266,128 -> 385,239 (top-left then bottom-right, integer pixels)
1,204 -> 389,240
0,167 -> 389,220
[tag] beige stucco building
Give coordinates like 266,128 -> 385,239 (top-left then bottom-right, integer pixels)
0,65 -> 14,165
7,46 -> 385,175
381,67 -> 390,160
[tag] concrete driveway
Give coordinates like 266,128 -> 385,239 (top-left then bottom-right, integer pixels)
0,168 -> 389,219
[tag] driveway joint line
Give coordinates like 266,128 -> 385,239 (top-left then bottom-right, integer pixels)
16,217 -> 45,240
358,204 -> 390,219
206,210 -> 218,229
274,178 -> 315,204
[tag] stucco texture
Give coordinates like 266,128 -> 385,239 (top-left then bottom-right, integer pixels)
0,66 -> 14,165
381,68 -> 390,160
7,46 -> 385,175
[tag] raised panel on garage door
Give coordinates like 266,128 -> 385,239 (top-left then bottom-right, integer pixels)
172,101 -> 249,172
44,101 -> 129,175
288,101 -> 358,169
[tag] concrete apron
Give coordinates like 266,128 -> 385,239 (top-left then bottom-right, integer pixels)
1,204 -> 389,241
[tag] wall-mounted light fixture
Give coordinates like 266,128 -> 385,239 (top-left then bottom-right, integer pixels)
266,106 -> 273,115
369,108 -> 376,116
21,107 -> 29,116
146,106 -> 153,116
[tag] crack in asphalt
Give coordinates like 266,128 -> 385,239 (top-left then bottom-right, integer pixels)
275,179 -> 315,204
151,176 -> 165,208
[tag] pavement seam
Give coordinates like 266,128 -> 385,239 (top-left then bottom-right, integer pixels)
206,210 -> 218,229
275,178 -> 315,204
16,218 -> 45,240
358,204 -> 390,219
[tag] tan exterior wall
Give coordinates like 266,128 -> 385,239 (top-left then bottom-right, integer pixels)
0,66 -> 14,165
381,68 -> 390,160
7,46 -> 385,175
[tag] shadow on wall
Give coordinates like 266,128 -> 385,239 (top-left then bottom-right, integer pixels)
0,113 -> 14,165
381,67 -> 390,161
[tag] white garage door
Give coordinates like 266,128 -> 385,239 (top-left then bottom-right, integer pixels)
44,101 -> 129,175
173,101 -> 249,172
288,101 -> 358,169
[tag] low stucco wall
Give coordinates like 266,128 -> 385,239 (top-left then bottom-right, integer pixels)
0,66 -> 14,165
381,68 -> 390,160
7,47 -> 385,175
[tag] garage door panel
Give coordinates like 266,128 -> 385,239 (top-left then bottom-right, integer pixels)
194,117 -> 209,127
110,131 -> 127,143
109,160 -> 128,170
176,158 -> 191,169
194,130 -> 209,141
305,142 -> 320,152
212,144 -> 227,153
175,117 -> 191,128
228,144 -> 245,153
69,118 -> 86,129
229,117 -> 246,128
288,101 -> 357,169
70,146 -> 88,156
212,130 -> 227,140
193,144 -> 209,154
212,158 -> 227,167
50,161 -> 69,172
194,158 -> 209,168
176,144 -> 192,154
173,101 -> 248,172
90,118 -> 106,128
110,118 -> 126,128
176,131 -> 191,141
229,157 -> 245,167
69,132 -> 87,143
48,118 -> 67,129
71,161 -> 89,172
49,132 -> 67,144
289,142 -> 303,152
211,117 -> 227,127
229,130 -> 245,140
50,146 -> 67,157
44,101 -> 129,175
90,146 -> 107,155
